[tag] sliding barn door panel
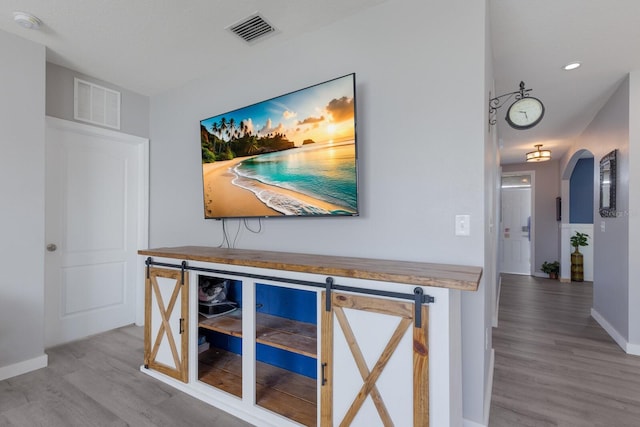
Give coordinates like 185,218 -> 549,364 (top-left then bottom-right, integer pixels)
321,292 -> 429,427
144,267 -> 189,382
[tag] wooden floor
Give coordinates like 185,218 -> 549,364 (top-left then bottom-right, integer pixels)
0,325 -> 252,427
490,274 -> 640,426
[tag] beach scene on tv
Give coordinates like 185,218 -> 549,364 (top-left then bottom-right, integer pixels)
200,74 -> 358,218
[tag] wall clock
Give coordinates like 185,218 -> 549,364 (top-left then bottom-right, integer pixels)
505,96 -> 545,130
488,81 -> 545,130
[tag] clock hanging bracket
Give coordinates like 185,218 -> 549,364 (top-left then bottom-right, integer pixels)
489,81 -> 542,128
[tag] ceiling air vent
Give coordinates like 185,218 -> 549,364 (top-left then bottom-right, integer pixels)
228,13 -> 277,44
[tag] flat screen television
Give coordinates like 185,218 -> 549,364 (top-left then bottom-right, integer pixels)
200,73 -> 359,219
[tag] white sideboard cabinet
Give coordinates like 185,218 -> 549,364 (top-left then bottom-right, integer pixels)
139,246 -> 481,427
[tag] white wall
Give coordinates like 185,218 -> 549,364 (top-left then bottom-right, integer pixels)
590,79 -> 630,341
0,30 -> 47,378
627,70 -> 640,353
149,0 -> 492,424
479,2 -> 499,425
561,76 -> 629,342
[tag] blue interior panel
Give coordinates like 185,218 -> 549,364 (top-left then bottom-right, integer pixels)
199,276 -> 317,379
255,283 -> 317,324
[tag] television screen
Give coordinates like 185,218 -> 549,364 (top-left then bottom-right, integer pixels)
200,73 -> 359,219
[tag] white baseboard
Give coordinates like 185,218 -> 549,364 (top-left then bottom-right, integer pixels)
591,308 -> 640,356
463,417 -> 487,427
627,342 -> 640,356
591,308 -> 627,352
493,277 -> 501,328
0,353 -> 48,381
484,349 -> 495,426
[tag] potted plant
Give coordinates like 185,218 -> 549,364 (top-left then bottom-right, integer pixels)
541,261 -> 560,279
570,231 -> 589,282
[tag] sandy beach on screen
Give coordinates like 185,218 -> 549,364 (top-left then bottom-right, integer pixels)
202,156 -> 354,217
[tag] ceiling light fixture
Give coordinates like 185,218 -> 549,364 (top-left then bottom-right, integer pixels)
563,62 -> 581,71
13,11 -> 41,30
526,144 -> 551,162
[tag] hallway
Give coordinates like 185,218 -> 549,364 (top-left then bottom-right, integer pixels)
489,274 -> 640,426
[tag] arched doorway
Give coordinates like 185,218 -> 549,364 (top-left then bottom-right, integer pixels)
560,149 -> 595,282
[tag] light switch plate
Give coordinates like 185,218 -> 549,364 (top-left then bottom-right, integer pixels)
455,214 -> 470,236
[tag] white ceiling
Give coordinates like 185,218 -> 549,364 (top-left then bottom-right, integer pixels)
1,0 -> 638,165
491,0 -> 640,164
0,0 -> 385,95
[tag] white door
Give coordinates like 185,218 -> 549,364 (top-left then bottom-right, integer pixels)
45,117 -> 148,347
500,174 -> 532,275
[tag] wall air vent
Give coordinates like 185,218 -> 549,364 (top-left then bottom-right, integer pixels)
228,13 -> 277,44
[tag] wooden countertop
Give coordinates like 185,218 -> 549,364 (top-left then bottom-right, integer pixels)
138,246 -> 482,291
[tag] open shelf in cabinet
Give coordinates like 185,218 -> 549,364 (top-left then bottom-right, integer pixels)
198,310 -> 317,358
198,346 -> 242,398
255,361 -> 317,427
197,278 -> 318,426
198,348 -> 317,427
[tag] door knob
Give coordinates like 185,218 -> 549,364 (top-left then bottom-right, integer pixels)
46,243 -> 57,252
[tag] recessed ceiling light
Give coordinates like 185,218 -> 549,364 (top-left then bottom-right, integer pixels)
13,12 -> 41,30
563,62 -> 581,71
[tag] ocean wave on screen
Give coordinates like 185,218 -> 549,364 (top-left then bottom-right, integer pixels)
233,164 -> 299,193
231,173 -> 334,215
233,164 -> 355,211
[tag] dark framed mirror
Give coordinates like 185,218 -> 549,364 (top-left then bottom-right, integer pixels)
599,149 -> 617,218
